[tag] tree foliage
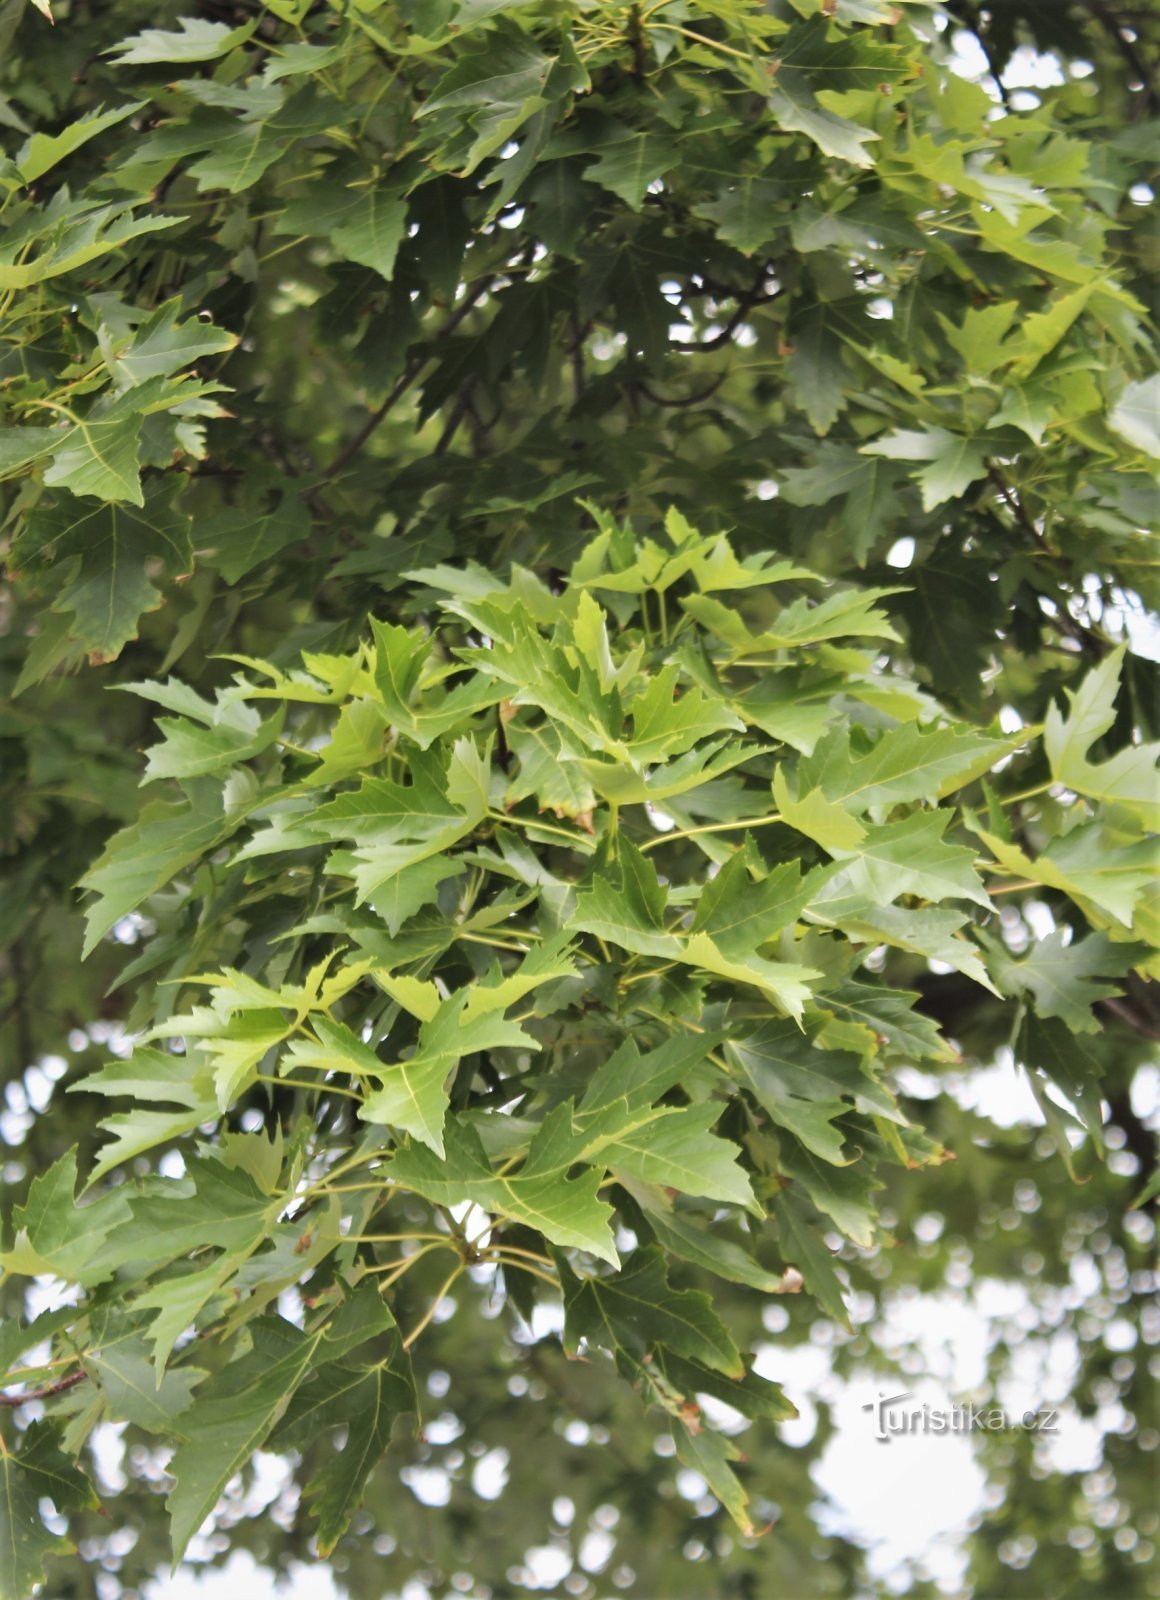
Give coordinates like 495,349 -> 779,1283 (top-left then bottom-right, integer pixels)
0,0 -> 1157,1594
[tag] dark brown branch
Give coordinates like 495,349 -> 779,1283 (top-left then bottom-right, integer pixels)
568,310 -> 586,402
985,465 -> 1106,660
963,4 -> 1011,108
1105,1088 -> 1158,1207
637,375 -> 725,408
0,1369 -> 87,1407
1087,0 -> 1158,115
321,276 -> 497,480
434,382 -> 475,457
673,289 -> 779,353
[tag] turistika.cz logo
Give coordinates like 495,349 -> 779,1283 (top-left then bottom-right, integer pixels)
863,1391 -> 1060,1444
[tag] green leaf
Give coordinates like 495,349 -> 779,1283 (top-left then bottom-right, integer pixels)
0,1150 -> 131,1284
572,840 -> 677,958
683,587 -> 902,654
731,1016 -> 899,1119
831,810 -> 991,907
559,1245 -> 743,1377
107,16 -> 257,63
80,778 -> 252,955
673,1418 -> 755,1535
861,427 -> 991,510
11,487 -> 193,662
0,196 -> 178,291
277,185 -> 409,281
84,1317 -> 206,1434
0,1424 -> 98,1600
772,765 -> 868,852
682,932 -> 819,1022
1044,646 -> 1160,829
360,990 -> 539,1155
630,1187 -> 784,1292
974,823 -> 1158,930
1107,375 -> 1160,457
304,1359 -> 414,1554
772,1191 -> 851,1326
16,102 -> 146,184
103,298 -> 238,388
199,496 -> 311,584
390,1114 -> 618,1264
795,721 -> 1019,812
692,852 -> 830,955
692,175 -> 789,255
121,679 -> 285,782
165,1318 -> 323,1562
988,930 -> 1140,1034
585,134 -> 677,211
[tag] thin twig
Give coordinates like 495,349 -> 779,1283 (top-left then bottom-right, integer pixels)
0,1369 -> 87,1407
321,276 -> 496,480
402,1263 -> 465,1349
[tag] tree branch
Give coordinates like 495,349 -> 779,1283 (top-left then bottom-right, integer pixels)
320,276 -> 497,480
985,465 -> 1106,660
1086,0 -> 1158,115
0,1369 -> 87,1408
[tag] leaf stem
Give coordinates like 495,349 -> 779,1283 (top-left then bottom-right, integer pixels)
256,1073 -> 362,1101
638,813 -> 782,852
492,1256 -> 559,1288
487,810 -> 591,848
402,1263 -> 465,1349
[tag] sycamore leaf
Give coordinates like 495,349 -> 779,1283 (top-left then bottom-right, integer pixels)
1018,1013 -> 1106,1155
11,488 -> 193,662
0,1425 -> 99,1600
986,930 -> 1140,1034
199,496 -> 311,584
1044,647 -> 1160,829
571,840 -> 676,959
390,1114 -> 618,1264
729,1017 -> 901,1123
593,1103 -> 756,1210
682,932 -> 819,1022
103,299 -> 238,388
861,427 -> 990,510
796,722 -> 1020,813
1107,375 -> 1160,457
360,992 -> 538,1155
832,810 -> 991,907
769,86 -> 877,167
773,765 -> 868,852
165,1318 -> 325,1562
107,16 -> 257,63
778,1140 -> 880,1246
974,823 -> 1157,930
683,588 -> 902,654
559,1246 -> 743,1377
304,1359 -> 415,1554
585,134 -> 677,210
773,1192 -> 851,1326
16,102 -> 145,184
84,1320 -> 206,1434
627,665 -> 745,762
0,196 -> 178,291
673,1419 -> 755,1535
691,854 -> 830,954
629,1186 -> 783,1291
0,1151 -> 131,1284
692,176 -> 790,255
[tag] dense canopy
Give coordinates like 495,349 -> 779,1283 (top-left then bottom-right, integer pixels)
0,0 -> 1157,1596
